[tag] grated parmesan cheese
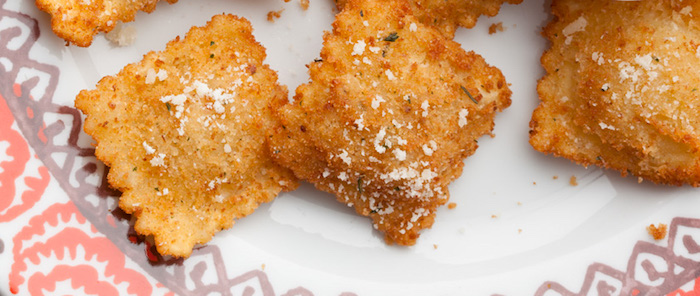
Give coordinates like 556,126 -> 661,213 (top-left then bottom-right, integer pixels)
385,69 -> 396,80
150,153 -> 166,167
392,148 -> 406,161
352,40 -> 366,55
143,141 -> 156,154
338,149 -> 352,165
458,109 -> 469,127
563,16 -> 587,45
371,95 -> 385,109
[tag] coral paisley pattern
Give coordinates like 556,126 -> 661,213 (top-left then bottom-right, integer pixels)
2,0 -> 700,295
0,12 -> 49,223
9,202 -> 154,295
0,88 -> 50,223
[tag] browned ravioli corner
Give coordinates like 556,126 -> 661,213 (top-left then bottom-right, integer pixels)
531,0 -> 700,186
270,0 -> 511,246
75,14 -> 298,257
335,0 -> 522,38
35,0 -> 178,47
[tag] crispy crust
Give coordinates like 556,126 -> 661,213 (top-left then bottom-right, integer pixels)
35,0 -> 177,47
270,0 -> 511,245
75,14 -> 298,257
531,0 -> 700,186
334,0 -> 522,37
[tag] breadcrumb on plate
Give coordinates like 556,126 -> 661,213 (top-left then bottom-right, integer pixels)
267,9 -> 284,22
647,223 -> 668,240
488,22 -> 504,34
569,175 -> 578,186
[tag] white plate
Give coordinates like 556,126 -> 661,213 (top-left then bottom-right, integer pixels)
2,0 -> 700,295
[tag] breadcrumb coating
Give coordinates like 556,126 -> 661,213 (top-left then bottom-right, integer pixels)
35,0 -> 177,47
270,0 -> 511,245
335,0 -> 522,37
531,0 -> 700,186
76,14 -> 298,257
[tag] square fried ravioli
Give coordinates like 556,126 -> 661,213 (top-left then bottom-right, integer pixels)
270,0 -> 511,246
334,0 -> 522,38
76,14 -> 298,257
35,0 -> 177,47
531,0 -> 700,186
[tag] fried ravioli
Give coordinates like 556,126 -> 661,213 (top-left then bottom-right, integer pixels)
35,0 -> 177,47
75,14 -> 298,257
531,0 -> 700,186
270,0 -> 511,245
334,0 -> 522,37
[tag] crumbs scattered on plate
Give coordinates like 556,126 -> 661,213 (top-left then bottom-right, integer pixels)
488,22 -> 504,34
267,9 -> 284,22
283,0 -> 309,10
647,223 -> 667,240
569,175 -> 578,186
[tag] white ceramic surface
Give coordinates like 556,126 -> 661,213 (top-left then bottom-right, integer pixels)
1,0 -> 699,295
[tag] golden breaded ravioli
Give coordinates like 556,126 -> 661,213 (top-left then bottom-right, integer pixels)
35,0 -> 177,47
270,0 -> 511,245
334,0 -> 522,37
76,14 -> 298,257
531,0 -> 700,186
